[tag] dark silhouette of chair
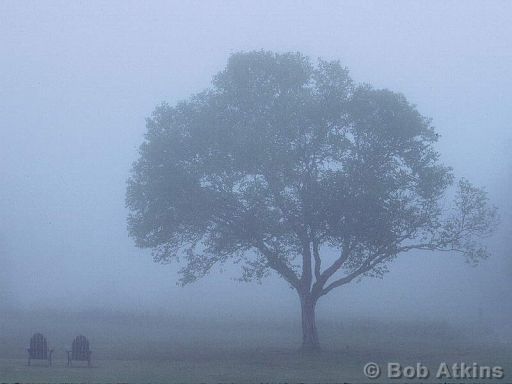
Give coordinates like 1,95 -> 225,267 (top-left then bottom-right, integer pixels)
67,335 -> 92,367
27,333 -> 53,366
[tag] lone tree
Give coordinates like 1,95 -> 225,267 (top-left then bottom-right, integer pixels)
126,51 -> 497,351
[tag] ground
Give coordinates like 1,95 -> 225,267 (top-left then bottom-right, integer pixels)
1,310 -> 510,383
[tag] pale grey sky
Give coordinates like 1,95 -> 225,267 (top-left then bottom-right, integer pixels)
1,1 -> 511,328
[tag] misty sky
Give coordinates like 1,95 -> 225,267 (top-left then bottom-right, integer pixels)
1,1 -> 511,328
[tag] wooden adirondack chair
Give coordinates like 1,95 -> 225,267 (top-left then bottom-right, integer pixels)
67,335 -> 92,367
27,333 -> 53,366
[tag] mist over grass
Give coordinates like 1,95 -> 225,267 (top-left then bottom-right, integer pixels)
1,308 -> 508,361
1,308 -> 511,383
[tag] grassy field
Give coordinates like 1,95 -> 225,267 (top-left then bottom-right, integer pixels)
1,309 -> 511,383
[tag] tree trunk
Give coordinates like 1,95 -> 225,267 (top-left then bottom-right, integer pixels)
299,294 -> 320,352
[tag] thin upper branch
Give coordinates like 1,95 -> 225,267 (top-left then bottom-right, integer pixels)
319,238 -> 468,297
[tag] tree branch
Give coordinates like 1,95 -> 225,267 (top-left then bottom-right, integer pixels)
320,251 -> 389,296
254,240 -> 301,290
311,240 -> 352,298
312,238 -> 321,283
300,239 -> 313,293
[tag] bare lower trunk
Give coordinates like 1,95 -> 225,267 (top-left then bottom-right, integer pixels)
300,294 -> 320,351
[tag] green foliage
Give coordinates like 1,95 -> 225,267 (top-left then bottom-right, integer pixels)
126,50 -> 497,295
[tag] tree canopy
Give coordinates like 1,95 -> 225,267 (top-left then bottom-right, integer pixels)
126,50 -> 498,350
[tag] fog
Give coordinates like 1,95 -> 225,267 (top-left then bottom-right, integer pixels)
1,1 -> 511,340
